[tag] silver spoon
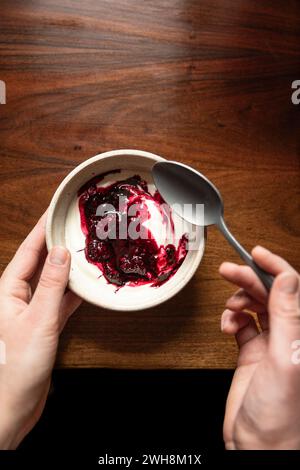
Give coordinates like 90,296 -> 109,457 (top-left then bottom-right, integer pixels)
152,161 -> 274,290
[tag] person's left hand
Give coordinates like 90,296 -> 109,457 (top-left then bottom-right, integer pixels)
0,212 -> 82,449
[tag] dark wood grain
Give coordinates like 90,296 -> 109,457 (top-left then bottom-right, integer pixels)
0,0 -> 299,368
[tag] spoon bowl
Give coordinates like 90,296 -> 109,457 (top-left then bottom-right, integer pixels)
152,161 -> 224,226
152,160 -> 274,291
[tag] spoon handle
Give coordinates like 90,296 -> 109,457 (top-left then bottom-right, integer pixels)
218,217 -> 274,291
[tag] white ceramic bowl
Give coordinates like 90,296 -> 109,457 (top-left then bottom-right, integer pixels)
46,149 -> 205,311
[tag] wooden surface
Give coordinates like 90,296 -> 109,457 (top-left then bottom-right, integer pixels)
0,0 -> 299,368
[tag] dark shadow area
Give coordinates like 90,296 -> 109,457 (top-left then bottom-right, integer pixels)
20,369 -> 232,451
14,370 -> 300,467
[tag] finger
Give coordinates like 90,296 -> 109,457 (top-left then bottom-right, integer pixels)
225,290 -> 269,331
219,262 -> 267,304
221,308 -> 259,347
252,246 -> 298,277
59,291 -> 82,332
29,246 -> 71,327
225,289 -> 267,314
30,245 -> 48,294
1,211 -> 47,288
225,289 -> 269,331
268,272 -> 300,369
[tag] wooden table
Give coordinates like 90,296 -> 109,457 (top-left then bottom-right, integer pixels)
0,0 -> 299,368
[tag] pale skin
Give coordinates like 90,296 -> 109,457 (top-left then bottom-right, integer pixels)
0,214 -> 299,449
220,247 -> 300,449
0,212 -> 82,449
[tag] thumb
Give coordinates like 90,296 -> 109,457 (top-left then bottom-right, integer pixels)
268,271 -> 300,369
29,246 -> 71,326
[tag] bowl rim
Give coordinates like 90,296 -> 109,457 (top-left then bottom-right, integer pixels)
46,149 -> 206,311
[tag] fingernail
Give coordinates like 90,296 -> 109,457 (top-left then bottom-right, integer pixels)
49,246 -> 69,266
221,316 -> 227,331
278,272 -> 299,294
253,245 -> 270,255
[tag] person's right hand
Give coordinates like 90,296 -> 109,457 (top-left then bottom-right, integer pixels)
219,246 -> 300,449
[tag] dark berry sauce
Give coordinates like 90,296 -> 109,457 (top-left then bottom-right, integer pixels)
78,170 -> 188,288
